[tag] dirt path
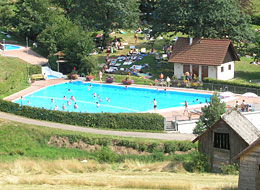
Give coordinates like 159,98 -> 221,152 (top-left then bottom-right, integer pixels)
0,112 -> 195,141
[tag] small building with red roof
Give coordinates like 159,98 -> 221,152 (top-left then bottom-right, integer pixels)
168,37 -> 240,81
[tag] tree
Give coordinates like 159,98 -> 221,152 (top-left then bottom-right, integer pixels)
76,0 -> 140,47
139,0 -> 157,24
0,0 -> 15,30
152,0 -> 254,42
193,92 -> 226,135
14,0 -> 62,40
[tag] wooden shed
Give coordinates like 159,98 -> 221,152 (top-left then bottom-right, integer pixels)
234,137 -> 260,190
193,108 -> 260,172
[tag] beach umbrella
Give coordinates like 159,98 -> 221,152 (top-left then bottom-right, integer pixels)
220,91 -> 234,98
242,92 -> 258,98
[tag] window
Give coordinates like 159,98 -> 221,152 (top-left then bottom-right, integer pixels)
221,66 -> 224,72
214,132 -> 230,150
228,64 -> 231,70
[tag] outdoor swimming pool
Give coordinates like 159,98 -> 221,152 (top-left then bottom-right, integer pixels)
3,44 -> 23,51
47,75 -> 60,79
14,81 -> 211,113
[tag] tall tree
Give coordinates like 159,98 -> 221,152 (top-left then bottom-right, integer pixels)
77,0 -> 140,47
0,0 -> 15,30
193,92 -> 226,135
152,0 -> 254,41
139,0 -> 157,24
14,0 -> 62,40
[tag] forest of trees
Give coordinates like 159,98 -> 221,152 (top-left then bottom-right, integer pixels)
0,0 -> 258,73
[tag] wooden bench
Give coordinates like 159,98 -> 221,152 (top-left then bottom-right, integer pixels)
31,74 -> 44,80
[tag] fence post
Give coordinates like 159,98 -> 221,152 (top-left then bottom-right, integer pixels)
164,118 -> 166,131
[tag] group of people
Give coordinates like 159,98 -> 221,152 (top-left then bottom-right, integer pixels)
49,84 -> 112,112
153,73 -> 171,88
235,100 -> 250,112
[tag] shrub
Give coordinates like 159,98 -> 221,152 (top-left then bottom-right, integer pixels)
183,151 -> 209,173
86,75 -> 94,81
106,76 -> 114,83
122,76 -> 134,85
221,163 -> 239,175
151,151 -> 166,162
0,100 -> 164,131
203,77 -> 260,89
29,65 -> 42,75
95,146 -> 118,163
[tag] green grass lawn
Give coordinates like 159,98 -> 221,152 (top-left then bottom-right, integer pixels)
0,56 -> 30,98
234,57 -> 260,83
0,119 -> 196,162
0,56 -> 42,98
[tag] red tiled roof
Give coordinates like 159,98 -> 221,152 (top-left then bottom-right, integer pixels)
168,37 -> 239,66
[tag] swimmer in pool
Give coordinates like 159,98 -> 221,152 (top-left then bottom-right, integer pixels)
70,96 -> 75,101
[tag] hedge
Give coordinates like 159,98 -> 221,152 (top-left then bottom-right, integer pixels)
62,134 -> 197,154
0,99 -> 164,131
203,77 -> 260,89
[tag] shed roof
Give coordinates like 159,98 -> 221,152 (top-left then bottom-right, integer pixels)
192,108 -> 260,144
234,136 -> 260,160
168,37 -> 239,66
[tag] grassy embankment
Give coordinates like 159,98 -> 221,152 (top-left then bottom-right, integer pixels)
0,119 -> 238,190
0,56 -> 41,99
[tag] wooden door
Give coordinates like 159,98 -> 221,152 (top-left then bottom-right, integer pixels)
192,65 -> 199,78
183,65 -> 190,73
202,66 -> 208,79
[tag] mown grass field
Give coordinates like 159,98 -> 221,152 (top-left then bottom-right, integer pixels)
0,162 -> 238,190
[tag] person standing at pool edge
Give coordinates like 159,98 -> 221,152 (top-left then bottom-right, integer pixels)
99,71 -> 103,82
183,100 -> 189,115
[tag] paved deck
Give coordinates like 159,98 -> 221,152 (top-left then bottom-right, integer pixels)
1,47 -> 47,65
0,112 -> 195,141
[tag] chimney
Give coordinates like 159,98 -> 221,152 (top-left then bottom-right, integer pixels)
189,37 -> 193,45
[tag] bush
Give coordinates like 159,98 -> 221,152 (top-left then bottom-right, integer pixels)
106,76 -> 114,83
221,163 -> 239,175
95,146 -> 118,163
183,151 -> 209,172
0,99 -> 164,131
86,75 -> 94,81
203,77 -> 260,89
29,65 -> 42,75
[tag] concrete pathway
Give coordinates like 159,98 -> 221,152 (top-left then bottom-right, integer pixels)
0,112 -> 195,141
1,47 -> 47,65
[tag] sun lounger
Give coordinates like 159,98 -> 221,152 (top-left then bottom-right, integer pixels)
141,48 -> 146,53
123,61 -> 132,65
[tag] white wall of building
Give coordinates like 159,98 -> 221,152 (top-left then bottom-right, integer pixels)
174,63 -> 183,79
177,120 -> 198,134
217,61 -> 234,80
208,66 -> 217,79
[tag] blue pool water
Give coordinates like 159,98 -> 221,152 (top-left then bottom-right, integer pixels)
4,44 -> 22,51
47,75 -> 59,79
13,81 -> 211,113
